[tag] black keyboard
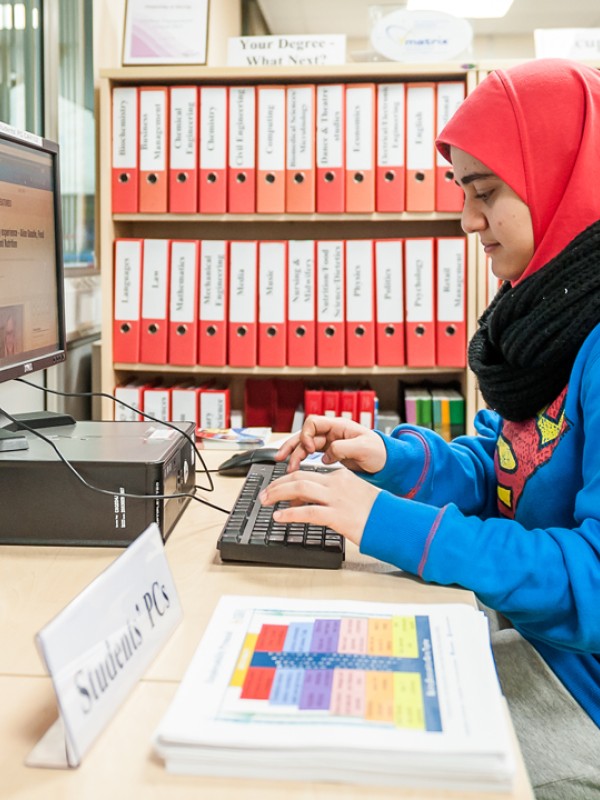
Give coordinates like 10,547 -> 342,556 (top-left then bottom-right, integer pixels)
217,462 -> 345,569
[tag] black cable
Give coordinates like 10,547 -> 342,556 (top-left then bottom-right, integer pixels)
14,378 -> 215,492
3,382 -> 233,514
0,402 -> 225,508
192,489 -> 231,514
0,402 -> 233,513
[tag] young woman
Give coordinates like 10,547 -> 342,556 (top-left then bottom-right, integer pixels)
260,59 -> 600,799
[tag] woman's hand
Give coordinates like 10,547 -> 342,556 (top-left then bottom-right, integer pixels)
259,467 -> 381,547
276,415 -> 387,474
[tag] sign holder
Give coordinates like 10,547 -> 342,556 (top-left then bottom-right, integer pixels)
26,524 -> 182,769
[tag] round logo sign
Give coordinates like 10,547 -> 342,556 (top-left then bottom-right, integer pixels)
370,9 -> 473,63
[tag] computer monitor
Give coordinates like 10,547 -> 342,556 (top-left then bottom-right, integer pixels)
0,122 -> 70,450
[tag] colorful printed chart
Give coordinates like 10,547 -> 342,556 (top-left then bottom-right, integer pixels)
227,610 -> 442,732
155,598 -> 515,791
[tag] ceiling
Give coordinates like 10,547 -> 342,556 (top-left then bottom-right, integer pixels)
255,0 -> 600,39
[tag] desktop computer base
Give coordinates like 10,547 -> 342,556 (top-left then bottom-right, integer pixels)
0,410 -> 77,452
0,420 -> 196,547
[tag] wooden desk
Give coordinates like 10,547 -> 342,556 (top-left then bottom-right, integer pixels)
0,451 -> 535,799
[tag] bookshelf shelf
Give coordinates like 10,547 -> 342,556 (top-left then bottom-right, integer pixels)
98,61 -> 483,429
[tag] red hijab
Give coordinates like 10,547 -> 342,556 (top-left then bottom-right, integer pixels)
436,58 -> 600,283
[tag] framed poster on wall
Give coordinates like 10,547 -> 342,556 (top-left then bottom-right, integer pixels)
123,0 -> 209,65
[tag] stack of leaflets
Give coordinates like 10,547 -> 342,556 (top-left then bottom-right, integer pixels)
154,596 -> 515,792
197,427 -> 272,450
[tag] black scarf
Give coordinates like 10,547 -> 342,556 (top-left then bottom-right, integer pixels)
468,220 -> 600,421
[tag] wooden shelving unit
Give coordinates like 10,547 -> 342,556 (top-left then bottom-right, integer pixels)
98,62 -> 482,428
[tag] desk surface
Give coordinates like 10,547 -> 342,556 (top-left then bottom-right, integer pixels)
0,450 -> 534,799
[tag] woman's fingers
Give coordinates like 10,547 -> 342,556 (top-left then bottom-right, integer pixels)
272,502 -> 340,531
280,420 -> 338,471
275,432 -> 303,460
260,470 -> 330,506
259,468 -> 380,547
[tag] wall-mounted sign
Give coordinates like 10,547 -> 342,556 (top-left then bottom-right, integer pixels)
535,28 -> 600,59
227,35 -> 346,67
370,9 -> 473,63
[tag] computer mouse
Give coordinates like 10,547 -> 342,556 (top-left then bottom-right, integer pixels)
218,447 -> 288,477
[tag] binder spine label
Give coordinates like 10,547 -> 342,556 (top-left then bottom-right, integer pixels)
287,86 -> 313,170
229,243 -> 257,323
229,87 -> 255,168
141,239 -> 169,318
405,240 -> 433,323
436,83 -> 465,167
376,240 -> 404,323
437,239 -> 465,322
170,87 -> 197,169
259,242 -> 286,323
407,86 -> 434,170
346,87 -> 373,171
144,389 -> 170,421
317,85 -> 343,168
200,241 -> 226,321
114,387 -> 141,420
112,87 -> 137,168
170,242 -> 197,322
258,88 -> 285,170
201,392 -> 227,428
288,240 -> 315,322
172,390 -> 198,423
200,87 -> 227,169
377,84 -> 405,168
140,90 -> 166,171
114,241 -> 141,319
346,241 -> 373,322
318,242 -> 344,323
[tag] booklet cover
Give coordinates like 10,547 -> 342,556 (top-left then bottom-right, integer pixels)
197,427 -> 272,450
154,596 -> 515,792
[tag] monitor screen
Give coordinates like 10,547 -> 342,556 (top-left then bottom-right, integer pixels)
0,123 -> 66,384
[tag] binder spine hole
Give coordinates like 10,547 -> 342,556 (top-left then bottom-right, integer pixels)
324,171 -> 335,183
236,326 -> 248,338
265,173 -> 276,184
118,172 -> 130,184
148,323 -> 159,335
120,322 -> 131,334
236,172 -> 247,184
295,326 -> 306,338
266,326 -> 277,338
176,324 -> 188,336
353,172 -> 364,183
354,325 -> 366,338
147,173 -> 158,184
445,325 -> 457,337
293,173 -> 305,184
176,172 -> 188,183
444,169 -> 455,183
415,172 -> 426,183
384,324 -> 396,337
324,326 -> 336,338
207,173 -> 217,183
384,171 -> 395,182
415,324 -> 426,337
206,325 -> 217,337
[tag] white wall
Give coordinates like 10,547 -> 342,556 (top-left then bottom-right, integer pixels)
472,33 -> 534,59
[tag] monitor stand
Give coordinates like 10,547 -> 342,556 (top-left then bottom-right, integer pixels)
0,411 -> 76,452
